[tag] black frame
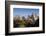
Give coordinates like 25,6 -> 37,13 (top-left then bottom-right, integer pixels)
5,1 -> 45,35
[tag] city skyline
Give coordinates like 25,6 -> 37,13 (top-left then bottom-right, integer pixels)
13,8 -> 39,18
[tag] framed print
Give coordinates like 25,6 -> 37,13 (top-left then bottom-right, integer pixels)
5,1 -> 45,35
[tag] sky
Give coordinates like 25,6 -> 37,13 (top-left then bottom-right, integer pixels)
13,8 -> 39,18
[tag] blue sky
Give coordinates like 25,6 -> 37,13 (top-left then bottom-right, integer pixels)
13,8 -> 39,17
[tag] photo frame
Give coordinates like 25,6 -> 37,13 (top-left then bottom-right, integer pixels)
5,1 -> 45,35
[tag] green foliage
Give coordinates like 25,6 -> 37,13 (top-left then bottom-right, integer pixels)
18,20 -> 26,27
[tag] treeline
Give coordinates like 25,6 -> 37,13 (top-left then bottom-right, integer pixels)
13,18 -> 39,27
